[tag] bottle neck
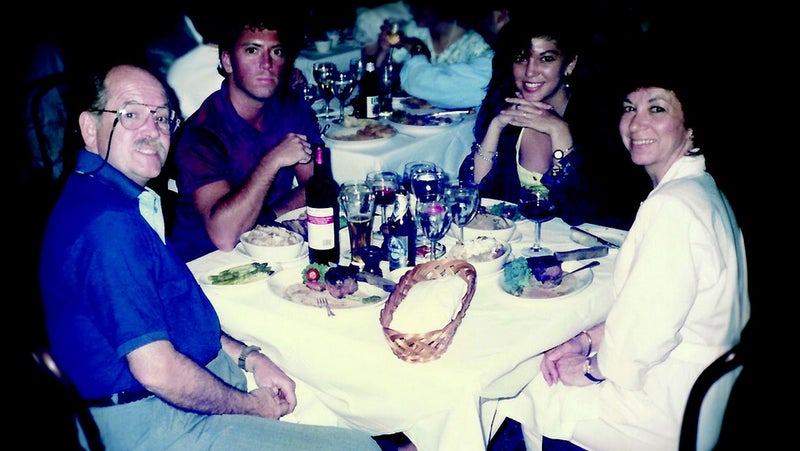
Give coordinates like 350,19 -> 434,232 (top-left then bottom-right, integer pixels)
313,145 -> 334,179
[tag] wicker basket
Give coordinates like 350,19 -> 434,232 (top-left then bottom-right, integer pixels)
379,259 -> 477,363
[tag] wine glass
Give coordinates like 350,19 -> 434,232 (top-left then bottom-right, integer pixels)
518,186 -> 557,257
403,161 -> 437,192
331,71 -> 356,122
410,167 -> 446,203
298,82 -> 319,109
349,57 -> 364,82
312,62 -> 337,118
365,171 -> 400,232
417,198 -> 452,262
444,181 -> 480,244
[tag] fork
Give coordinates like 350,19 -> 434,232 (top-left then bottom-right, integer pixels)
317,297 -> 336,317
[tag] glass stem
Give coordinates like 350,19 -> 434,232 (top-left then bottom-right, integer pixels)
533,222 -> 542,251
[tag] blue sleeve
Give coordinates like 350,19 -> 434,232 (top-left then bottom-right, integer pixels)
399,54 -> 493,108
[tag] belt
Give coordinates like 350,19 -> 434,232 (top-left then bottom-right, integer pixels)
85,389 -> 154,407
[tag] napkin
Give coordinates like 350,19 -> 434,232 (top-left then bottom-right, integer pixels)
390,276 -> 467,332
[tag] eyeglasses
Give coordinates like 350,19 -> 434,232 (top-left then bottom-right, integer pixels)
91,102 -> 180,135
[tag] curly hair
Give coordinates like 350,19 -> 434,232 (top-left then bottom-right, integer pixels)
474,16 -> 588,141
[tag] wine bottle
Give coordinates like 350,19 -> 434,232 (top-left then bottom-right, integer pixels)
306,144 -> 340,265
357,58 -> 380,119
386,189 -> 416,270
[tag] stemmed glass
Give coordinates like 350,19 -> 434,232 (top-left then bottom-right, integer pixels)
416,198 -> 452,262
444,182 -> 480,244
365,171 -> 400,233
402,161 -> 437,192
312,62 -> 337,118
410,167 -> 446,203
349,57 -> 364,82
518,186 -> 557,257
298,82 -> 319,109
331,71 -> 356,122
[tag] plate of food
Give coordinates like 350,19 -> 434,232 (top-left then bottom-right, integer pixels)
324,117 -> 397,148
499,256 -> 594,300
457,210 -> 518,243
393,96 -> 435,111
268,264 -> 389,310
199,262 -> 279,288
387,110 -> 466,137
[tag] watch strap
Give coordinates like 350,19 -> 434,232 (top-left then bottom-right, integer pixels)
583,357 -> 605,383
238,345 -> 261,370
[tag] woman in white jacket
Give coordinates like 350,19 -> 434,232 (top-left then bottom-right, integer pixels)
501,52 -> 750,451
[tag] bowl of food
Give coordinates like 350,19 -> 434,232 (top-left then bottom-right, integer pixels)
447,237 -> 511,276
239,225 -> 305,262
461,212 -> 517,242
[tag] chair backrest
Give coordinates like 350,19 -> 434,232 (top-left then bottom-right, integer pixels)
31,348 -> 105,451
679,343 -> 744,451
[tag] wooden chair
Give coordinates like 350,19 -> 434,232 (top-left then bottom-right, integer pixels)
30,347 -> 105,451
679,343 -> 745,451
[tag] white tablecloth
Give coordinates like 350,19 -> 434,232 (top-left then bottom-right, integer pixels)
187,216 -> 619,451
323,115 -> 475,183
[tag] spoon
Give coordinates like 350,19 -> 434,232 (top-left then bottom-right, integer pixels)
552,260 -> 600,285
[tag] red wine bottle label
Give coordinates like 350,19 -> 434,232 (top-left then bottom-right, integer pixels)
307,206 -> 335,250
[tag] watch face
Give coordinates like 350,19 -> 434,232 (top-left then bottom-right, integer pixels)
553,149 -> 565,160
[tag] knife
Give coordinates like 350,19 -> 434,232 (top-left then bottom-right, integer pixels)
552,246 -> 609,261
354,270 -> 397,292
570,226 -> 621,249
428,108 -> 474,118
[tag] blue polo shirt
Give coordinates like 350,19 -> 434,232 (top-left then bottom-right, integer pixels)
39,150 -> 222,399
170,82 -> 321,261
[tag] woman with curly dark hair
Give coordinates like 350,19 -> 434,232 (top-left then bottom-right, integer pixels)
460,12 -> 648,229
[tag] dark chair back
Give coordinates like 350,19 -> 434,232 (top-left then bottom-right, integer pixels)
31,348 -> 105,451
679,343 -> 744,451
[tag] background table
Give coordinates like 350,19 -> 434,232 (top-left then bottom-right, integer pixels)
187,215 -> 621,451
323,115 -> 475,183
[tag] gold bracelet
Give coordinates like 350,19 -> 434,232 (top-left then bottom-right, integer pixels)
472,142 -> 496,162
580,330 -> 592,356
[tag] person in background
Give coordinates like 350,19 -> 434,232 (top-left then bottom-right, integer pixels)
498,44 -> 750,451
169,9 -> 320,262
353,1 -> 413,55
38,63 -> 380,450
165,6 -> 226,120
470,3 -> 513,47
459,12 -> 649,229
370,0 -> 493,109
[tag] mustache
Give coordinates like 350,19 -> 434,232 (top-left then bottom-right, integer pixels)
135,138 -> 168,154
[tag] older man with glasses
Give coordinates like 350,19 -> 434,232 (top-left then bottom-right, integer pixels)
38,63 -> 381,450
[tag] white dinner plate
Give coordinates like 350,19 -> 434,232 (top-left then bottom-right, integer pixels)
387,114 -> 465,137
498,260 -> 594,301
324,122 -> 397,148
199,262 -> 280,288
267,269 -> 388,310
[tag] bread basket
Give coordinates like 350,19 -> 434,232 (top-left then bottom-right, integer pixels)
379,259 -> 477,363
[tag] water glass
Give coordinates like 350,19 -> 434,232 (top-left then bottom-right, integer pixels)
444,181 -> 480,244
338,182 -> 376,263
416,198 -> 452,262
